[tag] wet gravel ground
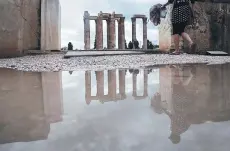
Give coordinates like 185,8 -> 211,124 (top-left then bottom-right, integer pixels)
0,53 -> 230,72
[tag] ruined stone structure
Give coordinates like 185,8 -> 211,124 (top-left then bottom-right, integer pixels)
84,11 -> 125,50
0,0 -> 61,57
0,69 -> 63,144
159,0 -> 230,53
84,11 -> 148,50
85,69 -> 149,104
131,15 -> 148,49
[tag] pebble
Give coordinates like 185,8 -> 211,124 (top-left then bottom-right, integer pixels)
0,54 -> 230,72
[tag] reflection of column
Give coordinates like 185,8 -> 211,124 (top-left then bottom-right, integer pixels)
84,11 -> 90,50
119,70 -> 126,98
42,72 -> 63,123
144,70 -> 148,96
118,17 -> 125,49
85,71 -> 91,105
96,71 -> 104,97
108,70 -> 116,98
109,12 -> 116,49
143,17 -> 147,49
132,74 -> 137,97
96,12 -> 103,49
131,17 -> 136,43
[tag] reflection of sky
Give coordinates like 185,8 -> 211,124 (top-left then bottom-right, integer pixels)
1,69 -> 230,151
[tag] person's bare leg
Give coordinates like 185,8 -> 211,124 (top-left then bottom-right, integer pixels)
181,32 -> 197,53
181,32 -> 193,46
173,34 -> 180,53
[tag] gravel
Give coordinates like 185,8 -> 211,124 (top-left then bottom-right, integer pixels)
0,53 -> 230,72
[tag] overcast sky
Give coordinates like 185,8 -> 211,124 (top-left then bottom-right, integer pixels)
60,0 -> 167,49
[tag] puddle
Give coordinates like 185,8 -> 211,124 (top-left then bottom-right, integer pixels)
0,63 -> 230,151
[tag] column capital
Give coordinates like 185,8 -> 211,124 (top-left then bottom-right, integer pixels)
142,17 -> 147,23
131,17 -> 136,22
120,16 -> 125,21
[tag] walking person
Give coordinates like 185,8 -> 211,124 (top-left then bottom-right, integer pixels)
162,0 -> 197,55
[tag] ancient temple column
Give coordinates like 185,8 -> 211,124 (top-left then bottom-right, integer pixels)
96,12 -> 103,49
107,19 -> 110,49
108,70 -> 116,99
118,17 -> 125,49
131,17 -> 136,42
84,11 -> 90,50
119,70 -> 126,98
85,71 -> 91,105
109,13 -> 116,49
96,71 -> 104,97
143,17 -> 148,49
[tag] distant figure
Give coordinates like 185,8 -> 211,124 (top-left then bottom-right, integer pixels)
162,0 -> 197,54
68,42 -> 73,50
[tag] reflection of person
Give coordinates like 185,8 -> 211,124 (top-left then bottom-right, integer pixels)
162,0 -> 197,54
159,65 -> 196,144
168,66 -> 196,144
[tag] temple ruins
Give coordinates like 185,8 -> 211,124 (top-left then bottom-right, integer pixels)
84,11 -> 148,50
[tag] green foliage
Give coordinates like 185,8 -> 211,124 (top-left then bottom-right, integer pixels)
68,42 -> 73,50
94,40 -> 96,49
133,40 -> 139,49
128,41 -> 133,49
147,40 -> 154,49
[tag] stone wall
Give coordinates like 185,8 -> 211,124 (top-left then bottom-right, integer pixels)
159,1 -> 230,53
0,0 -> 40,57
0,0 -> 61,57
41,0 -> 61,51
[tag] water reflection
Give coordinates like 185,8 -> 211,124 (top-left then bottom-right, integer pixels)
152,64 -> 230,144
0,69 -> 63,144
1,64 -> 230,150
85,69 -> 150,104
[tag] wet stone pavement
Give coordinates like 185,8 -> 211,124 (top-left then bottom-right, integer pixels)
0,63 -> 230,151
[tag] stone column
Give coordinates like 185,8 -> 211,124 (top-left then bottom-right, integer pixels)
107,19 -> 110,49
118,17 -> 125,49
84,11 -> 90,50
109,13 -> 116,49
85,71 -> 91,105
96,12 -> 103,49
131,17 -> 136,43
143,17 -> 147,50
